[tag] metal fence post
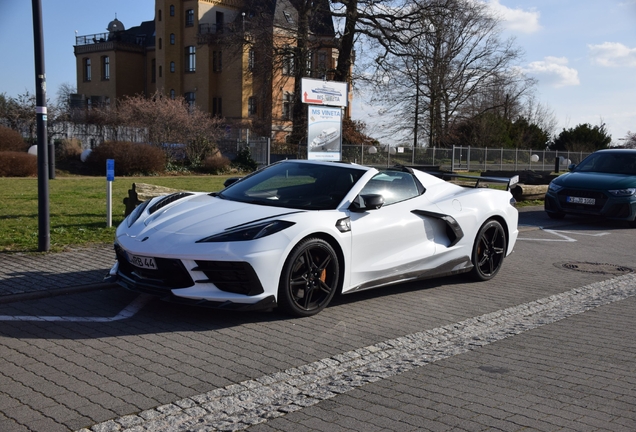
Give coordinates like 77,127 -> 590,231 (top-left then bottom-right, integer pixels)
451,145 -> 455,171
467,146 -> 471,171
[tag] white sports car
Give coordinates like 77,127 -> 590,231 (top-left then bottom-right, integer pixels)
108,160 -> 519,316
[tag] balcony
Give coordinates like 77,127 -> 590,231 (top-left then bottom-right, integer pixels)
74,32 -> 148,54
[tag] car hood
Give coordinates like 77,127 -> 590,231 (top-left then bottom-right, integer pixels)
555,172 -> 636,190
130,194 -> 303,237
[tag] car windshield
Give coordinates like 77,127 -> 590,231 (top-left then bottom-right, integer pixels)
575,152 -> 636,175
218,162 -> 366,210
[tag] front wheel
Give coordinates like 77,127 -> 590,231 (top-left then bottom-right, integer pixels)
469,220 -> 506,281
278,238 -> 340,317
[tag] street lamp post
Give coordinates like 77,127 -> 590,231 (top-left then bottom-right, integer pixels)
32,0 -> 50,251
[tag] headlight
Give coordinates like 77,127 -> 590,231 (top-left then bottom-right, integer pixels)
548,182 -> 563,193
197,220 -> 295,243
608,188 -> 636,197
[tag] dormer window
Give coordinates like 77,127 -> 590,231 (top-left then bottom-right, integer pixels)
283,11 -> 293,23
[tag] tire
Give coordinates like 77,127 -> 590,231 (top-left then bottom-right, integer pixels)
469,219 -> 506,281
278,237 -> 340,317
546,211 -> 565,220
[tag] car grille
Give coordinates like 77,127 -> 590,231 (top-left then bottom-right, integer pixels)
114,245 -> 194,294
193,261 -> 264,296
557,188 -> 608,213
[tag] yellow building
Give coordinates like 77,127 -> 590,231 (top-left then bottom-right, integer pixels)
73,0 -> 340,142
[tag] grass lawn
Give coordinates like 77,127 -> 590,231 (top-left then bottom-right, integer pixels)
0,176 -> 231,253
1,173 -> 542,253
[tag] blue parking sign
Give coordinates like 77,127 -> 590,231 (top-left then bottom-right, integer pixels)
106,159 -> 115,181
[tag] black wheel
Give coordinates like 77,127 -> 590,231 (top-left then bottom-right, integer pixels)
470,220 -> 506,281
546,211 -> 565,220
278,238 -> 340,317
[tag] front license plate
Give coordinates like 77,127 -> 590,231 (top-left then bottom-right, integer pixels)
129,254 -> 157,269
567,196 -> 595,205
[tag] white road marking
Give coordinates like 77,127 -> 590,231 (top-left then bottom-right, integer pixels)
0,294 -> 153,322
518,227 -> 610,242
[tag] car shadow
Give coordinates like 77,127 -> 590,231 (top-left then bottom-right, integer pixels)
0,275 -> 467,340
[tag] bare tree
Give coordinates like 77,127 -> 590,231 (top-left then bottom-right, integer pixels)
115,94 -> 223,165
3,92 -> 37,140
622,131 -> 636,148
367,0 -> 533,148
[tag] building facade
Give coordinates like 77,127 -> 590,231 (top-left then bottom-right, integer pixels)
73,0 -> 342,142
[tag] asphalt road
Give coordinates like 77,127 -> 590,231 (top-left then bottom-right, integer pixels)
0,207 -> 635,431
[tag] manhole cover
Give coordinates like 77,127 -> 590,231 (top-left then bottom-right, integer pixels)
555,261 -> 633,275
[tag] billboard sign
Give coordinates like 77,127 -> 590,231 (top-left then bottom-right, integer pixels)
301,78 -> 348,107
307,105 -> 342,161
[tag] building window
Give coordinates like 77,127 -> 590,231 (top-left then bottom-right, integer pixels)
170,5 -> 175,16
186,46 -> 196,72
213,51 -> 222,72
248,97 -> 257,115
170,33 -> 175,45
306,56 -> 313,77
151,59 -> 156,82
185,9 -> 194,27
216,11 -> 224,33
159,38 -> 162,49
282,48 -> 294,76
84,58 -> 91,81
185,92 -> 196,107
317,52 -> 327,79
282,92 -> 293,120
159,65 -> 162,78
170,61 -> 175,73
212,97 -> 222,117
101,56 -> 110,80
170,89 -> 175,99
248,48 -> 255,71
158,9 -> 162,21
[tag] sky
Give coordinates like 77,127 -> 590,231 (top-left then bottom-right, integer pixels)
1,0 -> 635,144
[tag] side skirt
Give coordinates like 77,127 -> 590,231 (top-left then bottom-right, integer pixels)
345,256 -> 473,294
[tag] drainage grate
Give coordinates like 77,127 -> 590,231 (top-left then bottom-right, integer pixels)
555,261 -> 633,275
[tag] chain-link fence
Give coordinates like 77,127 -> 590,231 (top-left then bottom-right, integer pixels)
224,140 -> 593,173
333,145 -> 591,172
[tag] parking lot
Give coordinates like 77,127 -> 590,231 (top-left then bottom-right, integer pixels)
1,206 -> 635,431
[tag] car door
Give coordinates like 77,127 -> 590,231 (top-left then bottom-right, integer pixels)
346,171 -> 445,292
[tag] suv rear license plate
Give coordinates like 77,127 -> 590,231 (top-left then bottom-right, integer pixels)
130,254 -> 157,269
567,196 -> 595,205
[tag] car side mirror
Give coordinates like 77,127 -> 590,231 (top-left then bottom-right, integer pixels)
568,163 -> 576,171
349,194 -> 385,212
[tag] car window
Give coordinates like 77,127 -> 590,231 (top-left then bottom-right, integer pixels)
577,153 -> 636,175
220,162 -> 366,210
359,171 -> 421,205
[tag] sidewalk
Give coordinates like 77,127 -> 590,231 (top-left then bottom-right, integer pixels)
0,245 -> 116,303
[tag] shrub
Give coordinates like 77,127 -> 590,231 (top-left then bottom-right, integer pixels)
0,126 -> 27,152
86,141 -> 166,176
201,153 -> 231,174
55,138 -> 83,162
232,147 -> 258,172
0,151 -> 37,177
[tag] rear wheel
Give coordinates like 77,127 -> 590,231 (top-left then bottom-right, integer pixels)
470,220 -> 506,281
278,238 -> 340,317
